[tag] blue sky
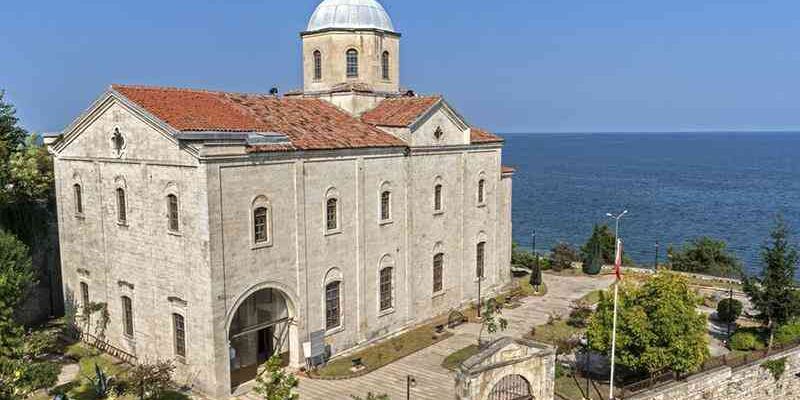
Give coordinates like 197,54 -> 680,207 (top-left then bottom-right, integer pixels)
2,0 -> 800,133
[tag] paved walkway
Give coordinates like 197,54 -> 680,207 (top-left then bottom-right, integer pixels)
239,273 -> 614,400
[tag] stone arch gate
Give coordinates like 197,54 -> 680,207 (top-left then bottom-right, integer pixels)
226,285 -> 301,391
455,337 -> 556,400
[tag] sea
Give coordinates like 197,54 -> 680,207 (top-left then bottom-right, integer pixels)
502,132 -> 800,277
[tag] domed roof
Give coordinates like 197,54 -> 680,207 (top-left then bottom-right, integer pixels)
307,0 -> 395,33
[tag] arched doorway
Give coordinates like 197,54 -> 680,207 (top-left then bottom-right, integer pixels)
228,287 -> 297,390
488,375 -> 533,400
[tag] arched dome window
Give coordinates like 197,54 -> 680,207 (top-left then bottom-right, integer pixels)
313,50 -> 322,80
382,51 -> 390,80
346,49 -> 359,78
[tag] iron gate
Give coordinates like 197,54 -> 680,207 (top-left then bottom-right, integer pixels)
488,375 -> 533,400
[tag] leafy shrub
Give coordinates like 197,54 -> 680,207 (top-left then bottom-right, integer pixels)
126,360 -> 175,400
550,242 -> 579,272
729,331 -> 765,351
762,357 -> 787,380
19,361 -> 60,393
716,298 -> 743,323
567,306 -> 593,328
774,320 -> 800,345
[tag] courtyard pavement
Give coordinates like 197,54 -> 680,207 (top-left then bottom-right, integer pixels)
240,273 -> 615,400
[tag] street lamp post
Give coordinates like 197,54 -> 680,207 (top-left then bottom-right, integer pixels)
605,210 -> 628,400
654,241 -> 660,270
406,375 -> 417,400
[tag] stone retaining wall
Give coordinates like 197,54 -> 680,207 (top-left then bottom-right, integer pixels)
628,346 -> 800,400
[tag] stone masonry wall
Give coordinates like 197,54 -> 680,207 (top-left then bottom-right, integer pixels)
628,346 -> 800,400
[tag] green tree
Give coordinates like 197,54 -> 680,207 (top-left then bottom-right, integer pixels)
0,230 -> 34,355
587,273 -> 709,377
550,242 -> 578,271
583,238 -> 604,275
743,217 -> 800,350
0,91 -> 30,207
716,298 -> 743,324
254,355 -> 299,400
668,237 -> 742,278
581,224 -> 616,265
478,299 -> 509,346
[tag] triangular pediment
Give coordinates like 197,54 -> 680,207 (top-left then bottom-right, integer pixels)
50,89 -> 199,164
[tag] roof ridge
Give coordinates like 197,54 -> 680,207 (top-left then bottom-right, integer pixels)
110,83 -> 282,99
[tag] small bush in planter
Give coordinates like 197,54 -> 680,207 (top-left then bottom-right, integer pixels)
729,331 -> 765,351
716,298 -> 743,323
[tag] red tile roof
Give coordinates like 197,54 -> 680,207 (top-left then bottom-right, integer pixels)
470,128 -> 504,144
502,166 -> 516,174
361,96 -> 441,127
112,85 -> 406,151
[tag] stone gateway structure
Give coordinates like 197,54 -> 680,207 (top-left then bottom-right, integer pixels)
48,0 -> 514,398
455,337 -> 556,400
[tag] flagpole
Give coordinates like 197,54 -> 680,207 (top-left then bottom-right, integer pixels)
609,256 -> 619,400
606,210 -> 627,400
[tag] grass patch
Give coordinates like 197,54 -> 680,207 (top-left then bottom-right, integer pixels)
311,324 -> 452,379
530,320 -> 581,344
516,277 -> 548,297
441,344 -> 480,371
555,376 -> 612,400
579,290 -> 603,305
45,343 -> 189,400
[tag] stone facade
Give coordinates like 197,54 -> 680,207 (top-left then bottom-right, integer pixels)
50,1 -> 513,398
627,346 -> 800,400
455,337 -> 556,400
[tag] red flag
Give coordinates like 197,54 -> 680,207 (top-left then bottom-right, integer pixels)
614,238 -> 623,281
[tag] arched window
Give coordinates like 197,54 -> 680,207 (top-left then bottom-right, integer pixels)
116,188 -> 127,223
121,296 -> 134,337
476,242 -> 486,279
173,313 -> 186,357
434,184 -> 443,212
80,282 -> 89,307
167,194 -> 179,232
380,191 -> 391,221
326,198 -> 339,231
380,267 -> 393,311
253,207 -> 269,243
313,50 -> 322,80
73,184 -> 83,214
346,49 -> 359,78
382,51 -> 390,80
325,281 -> 341,330
433,253 -> 444,293
478,179 -> 486,204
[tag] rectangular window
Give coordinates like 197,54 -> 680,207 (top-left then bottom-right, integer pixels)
434,185 -> 443,212
254,207 -> 268,243
325,282 -> 341,330
478,179 -> 485,204
346,50 -> 359,78
326,198 -> 338,231
476,242 -> 486,278
314,51 -> 322,80
380,268 -> 393,311
173,313 -> 186,357
80,282 -> 89,307
433,253 -> 444,293
167,195 -> 179,232
116,188 -> 127,222
122,296 -> 134,337
74,184 -> 83,214
381,191 -> 391,221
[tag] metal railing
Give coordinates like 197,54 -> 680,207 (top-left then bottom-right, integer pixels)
618,338 -> 800,398
77,331 -> 138,365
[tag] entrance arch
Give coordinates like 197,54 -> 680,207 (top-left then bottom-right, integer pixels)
488,375 -> 533,400
227,285 -> 300,391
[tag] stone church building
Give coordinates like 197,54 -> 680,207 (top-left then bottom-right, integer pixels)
49,0 -> 514,397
